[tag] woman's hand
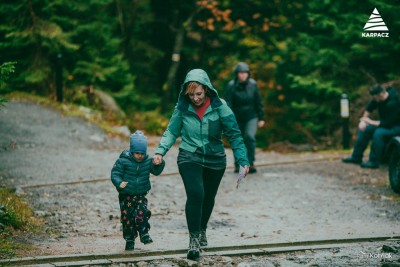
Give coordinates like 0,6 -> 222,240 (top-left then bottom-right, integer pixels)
153,154 -> 163,165
242,165 -> 250,176
236,165 -> 250,189
120,181 -> 128,188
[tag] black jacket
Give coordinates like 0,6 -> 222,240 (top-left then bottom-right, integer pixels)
366,87 -> 400,129
225,78 -> 264,122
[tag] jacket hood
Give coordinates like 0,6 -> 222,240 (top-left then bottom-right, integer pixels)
177,69 -> 222,110
234,62 -> 250,73
119,149 -> 148,162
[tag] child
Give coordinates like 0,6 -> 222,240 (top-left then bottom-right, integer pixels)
111,130 -> 165,250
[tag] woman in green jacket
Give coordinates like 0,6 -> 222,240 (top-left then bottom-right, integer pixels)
153,69 -> 249,260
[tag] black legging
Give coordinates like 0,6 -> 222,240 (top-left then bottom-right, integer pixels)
178,162 -> 226,233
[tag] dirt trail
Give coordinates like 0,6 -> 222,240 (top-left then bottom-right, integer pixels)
1,100 -> 400,266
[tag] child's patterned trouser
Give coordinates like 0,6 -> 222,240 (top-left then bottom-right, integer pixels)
119,193 -> 151,241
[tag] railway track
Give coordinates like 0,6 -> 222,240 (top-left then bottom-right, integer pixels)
19,155 -> 343,190
1,236 -> 398,266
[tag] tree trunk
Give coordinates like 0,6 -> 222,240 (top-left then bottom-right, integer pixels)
161,7 -> 203,113
161,27 -> 185,112
116,0 -> 139,59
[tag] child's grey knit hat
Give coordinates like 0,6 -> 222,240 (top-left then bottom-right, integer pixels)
130,130 -> 147,154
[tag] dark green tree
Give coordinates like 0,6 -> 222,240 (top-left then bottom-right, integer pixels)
0,0 -> 135,101
0,0 -> 398,147
0,61 -> 16,107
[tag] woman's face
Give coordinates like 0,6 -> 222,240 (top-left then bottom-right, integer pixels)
188,84 -> 206,106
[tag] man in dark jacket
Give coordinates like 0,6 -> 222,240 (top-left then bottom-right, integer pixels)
342,84 -> 400,168
225,62 -> 265,173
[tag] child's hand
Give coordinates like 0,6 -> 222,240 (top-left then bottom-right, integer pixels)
153,154 -> 163,165
120,181 -> 128,188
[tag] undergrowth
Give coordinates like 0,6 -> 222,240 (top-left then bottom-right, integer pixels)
0,188 -> 42,259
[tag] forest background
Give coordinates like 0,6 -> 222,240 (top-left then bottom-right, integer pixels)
1,0 -> 399,149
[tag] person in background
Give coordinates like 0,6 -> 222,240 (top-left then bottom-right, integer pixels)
111,130 -> 165,250
342,84 -> 400,168
225,62 -> 265,173
153,69 -> 249,260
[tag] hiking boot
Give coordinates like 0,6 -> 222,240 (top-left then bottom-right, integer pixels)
187,231 -> 200,261
360,161 -> 379,169
199,229 -> 208,247
140,233 -> 153,244
125,240 -> 135,251
145,210 -> 152,219
342,157 -> 362,165
249,166 -> 257,174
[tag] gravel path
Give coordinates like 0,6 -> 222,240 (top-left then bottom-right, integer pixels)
1,100 -> 400,266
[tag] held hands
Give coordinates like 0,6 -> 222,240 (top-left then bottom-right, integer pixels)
153,154 -> 163,165
120,181 -> 128,188
258,120 -> 265,128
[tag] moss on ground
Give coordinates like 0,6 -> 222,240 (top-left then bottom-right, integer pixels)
0,188 -> 42,259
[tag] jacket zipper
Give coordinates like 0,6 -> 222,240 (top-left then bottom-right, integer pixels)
200,122 -> 205,164
190,105 -> 212,165
200,107 -> 213,165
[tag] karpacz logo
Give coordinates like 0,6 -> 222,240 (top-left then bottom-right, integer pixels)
362,32 -> 389,37
362,8 -> 389,38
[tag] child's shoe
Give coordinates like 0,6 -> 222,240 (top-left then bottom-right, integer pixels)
145,210 -> 152,219
125,240 -> 135,250
140,233 -> 153,244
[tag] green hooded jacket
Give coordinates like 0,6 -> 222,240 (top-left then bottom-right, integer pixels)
155,69 -> 249,168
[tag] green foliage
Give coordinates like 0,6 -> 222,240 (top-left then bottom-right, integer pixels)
1,0 -> 398,147
0,188 -> 40,259
0,61 -> 16,107
0,188 -> 38,231
0,62 -> 16,82
113,84 -> 161,112
0,238 -> 16,259
128,110 -> 169,135
257,0 -> 400,145
0,0 -> 134,94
